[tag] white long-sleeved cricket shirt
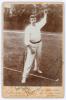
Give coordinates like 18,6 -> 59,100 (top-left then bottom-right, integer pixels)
24,14 -> 47,45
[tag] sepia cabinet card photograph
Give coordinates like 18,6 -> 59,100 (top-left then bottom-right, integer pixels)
2,1 -> 64,98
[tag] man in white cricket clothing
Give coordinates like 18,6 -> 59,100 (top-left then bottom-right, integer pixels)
21,9 -> 47,83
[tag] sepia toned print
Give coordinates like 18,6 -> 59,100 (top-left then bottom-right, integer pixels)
3,2 -> 64,98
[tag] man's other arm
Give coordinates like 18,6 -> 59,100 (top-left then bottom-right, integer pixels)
24,26 -> 35,54
24,26 -> 30,46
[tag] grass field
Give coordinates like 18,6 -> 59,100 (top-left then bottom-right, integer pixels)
3,30 -> 62,86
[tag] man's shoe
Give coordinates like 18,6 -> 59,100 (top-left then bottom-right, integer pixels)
33,68 -> 43,74
21,78 -> 26,84
37,69 -> 43,73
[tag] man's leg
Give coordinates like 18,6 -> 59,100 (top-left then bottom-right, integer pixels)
33,58 -> 38,71
37,42 -> 43,73
21,47 -> 35,83
36,42 -> 43,73
33,42 -> 43,73
33,58 -> 43,73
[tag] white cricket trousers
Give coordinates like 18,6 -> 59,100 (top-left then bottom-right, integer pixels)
22,41 -> 42,80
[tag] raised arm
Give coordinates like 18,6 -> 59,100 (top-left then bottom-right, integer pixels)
36,9 -> 48,29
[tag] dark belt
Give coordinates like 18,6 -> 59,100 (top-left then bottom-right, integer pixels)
30,40 -> 41,44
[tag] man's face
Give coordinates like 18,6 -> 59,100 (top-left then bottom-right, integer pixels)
30,17 -> 36,26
